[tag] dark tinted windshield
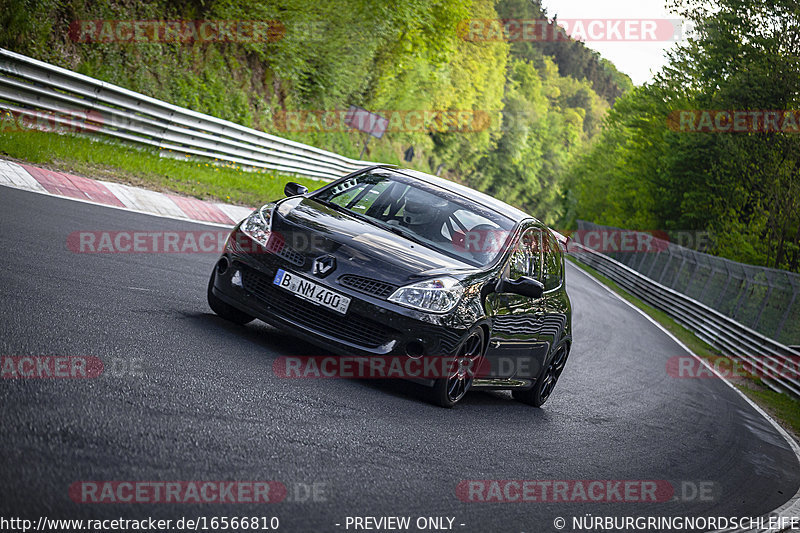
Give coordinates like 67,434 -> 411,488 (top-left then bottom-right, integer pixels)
313,171 -> 516,266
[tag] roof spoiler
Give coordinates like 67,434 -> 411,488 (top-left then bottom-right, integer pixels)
549,228 -> 570,250
334,164 -> 399,182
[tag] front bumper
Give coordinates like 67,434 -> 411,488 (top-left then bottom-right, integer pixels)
210,246 -> 467,363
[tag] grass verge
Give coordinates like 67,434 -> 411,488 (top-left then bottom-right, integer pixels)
0,123 -> 324,207
567,256 -> 800,442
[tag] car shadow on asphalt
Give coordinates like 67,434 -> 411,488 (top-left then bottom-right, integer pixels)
354,378 -> 518,407
194,311 -> 337,355
192,311 -> 536,409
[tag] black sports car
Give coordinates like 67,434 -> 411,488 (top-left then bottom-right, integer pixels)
208,166 -> 572,407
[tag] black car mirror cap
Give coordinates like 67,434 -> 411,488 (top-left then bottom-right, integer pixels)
284,182 -> 309,197
495,276 -> 544,299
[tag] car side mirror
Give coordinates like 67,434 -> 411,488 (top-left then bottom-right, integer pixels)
284,182 -> 309,197
495,276 -> 544,299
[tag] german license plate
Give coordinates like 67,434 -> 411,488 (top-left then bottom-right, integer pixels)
273,269 -> 351,315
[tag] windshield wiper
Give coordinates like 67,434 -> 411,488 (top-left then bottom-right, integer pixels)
381,223 -> 426,245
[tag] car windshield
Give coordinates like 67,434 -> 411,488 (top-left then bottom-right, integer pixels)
312,170 -> 517,266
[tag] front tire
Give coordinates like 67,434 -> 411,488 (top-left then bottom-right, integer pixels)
207,269 -> 255,325
431,327 -> 485,408
513,343 -> 569,407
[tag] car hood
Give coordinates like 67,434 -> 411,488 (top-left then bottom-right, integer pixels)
270,197 -> 477,284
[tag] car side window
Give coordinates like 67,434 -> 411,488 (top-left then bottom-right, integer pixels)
508,228 -> 543,280
543,230 -> 563,290
329,182 -> 365,208
330,181 -> 391,214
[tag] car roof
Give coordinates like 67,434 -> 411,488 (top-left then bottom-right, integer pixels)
385,167 -> 534,224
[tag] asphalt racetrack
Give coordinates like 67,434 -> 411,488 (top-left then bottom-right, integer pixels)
1,185 -> 798,532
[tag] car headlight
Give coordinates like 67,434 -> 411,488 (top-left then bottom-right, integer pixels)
240,203 -> 276,247
388,276 -> 464,313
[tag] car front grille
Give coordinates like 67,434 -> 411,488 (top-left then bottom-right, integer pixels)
338,275 -> 398,299
240,266 -> 396,348
265,235 -> 304,266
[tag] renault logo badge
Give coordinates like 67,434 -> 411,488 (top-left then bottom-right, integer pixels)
312,255 -> 336,277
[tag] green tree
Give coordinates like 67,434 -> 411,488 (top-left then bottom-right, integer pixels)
568,0 -> 800,271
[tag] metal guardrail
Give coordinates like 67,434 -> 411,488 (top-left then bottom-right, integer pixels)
0,48 -> 378,181
570,242 -> 800,399
577,220 -> 800,346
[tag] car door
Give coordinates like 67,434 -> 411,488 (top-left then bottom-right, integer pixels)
484,226 -> 549,379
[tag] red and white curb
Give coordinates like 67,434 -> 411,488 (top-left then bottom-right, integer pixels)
0,159 -> 253,227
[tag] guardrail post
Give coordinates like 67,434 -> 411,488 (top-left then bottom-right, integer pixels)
775,276 -> 798,341
731,267 -> 753,321
714,261 -> 734,310
752,284 -> 774,332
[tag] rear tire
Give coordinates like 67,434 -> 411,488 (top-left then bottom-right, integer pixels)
207,269 -> 255,325
431,327 -> 486,408
513,343 -> 569,407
